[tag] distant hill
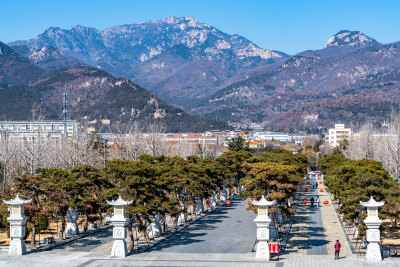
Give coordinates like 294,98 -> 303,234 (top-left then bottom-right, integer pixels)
190,31 -> 400,130
0,41 -> 46,88
10,16 -> 288,106
0,43 -> 227,132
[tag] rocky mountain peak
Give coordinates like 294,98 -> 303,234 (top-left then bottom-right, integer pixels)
161,16 -> 205,28
325,30 -> 379,48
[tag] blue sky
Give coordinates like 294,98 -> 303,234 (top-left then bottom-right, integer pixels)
1,0 -> 399,54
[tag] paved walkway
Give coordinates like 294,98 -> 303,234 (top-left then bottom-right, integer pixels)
2,250 -> 400,266
318,175 -> 352,256
284,183 -> 310,254
146,198 -> 256,254
285,173 -> 329,255
307,175 -> 328,255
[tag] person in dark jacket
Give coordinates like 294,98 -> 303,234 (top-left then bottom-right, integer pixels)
335,240 -> 341,259
310,197 -> 314,207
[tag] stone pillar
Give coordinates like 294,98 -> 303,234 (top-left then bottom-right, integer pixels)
148,215 -> 162,238
211,195 -> 217,209
177,201 -> 187,225
252,195 -> 273,259
107,195 -> 133,258
220,192 -> 227,202
3,194 -> 32,255
360,196 -> 385,262
66,207 -> 79,235
195,198 -> 204,215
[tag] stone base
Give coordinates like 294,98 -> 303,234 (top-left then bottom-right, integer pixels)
366,242 -> 382,262
255,240 -> 269,259
66,222 -> 79,235
111,240 -> 128,257
9,239 -> 26,255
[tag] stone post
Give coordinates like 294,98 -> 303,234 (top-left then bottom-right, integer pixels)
211,195 -> 217,209
148,215 -> 162,238
3,194 -> 32,255
195,198 -> 204,215
107,195 -> 133,257
177,201 -> 187,225
220,192 -> 227,202
66,207 -> 79,236
252,195 -> 273,259
360,196 -> 385,262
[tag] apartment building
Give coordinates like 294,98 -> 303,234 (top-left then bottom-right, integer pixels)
327,124 -> 352,147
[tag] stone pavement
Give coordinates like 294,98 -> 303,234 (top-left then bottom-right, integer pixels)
1,250 -> 400,266
146,198 -> 257,254
318,177 -> 353,256
90,198 -> 257,254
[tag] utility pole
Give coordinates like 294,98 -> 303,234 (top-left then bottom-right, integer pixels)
103,138 -> 107,167
2,131 -> 8,196
63,84 -> 68,137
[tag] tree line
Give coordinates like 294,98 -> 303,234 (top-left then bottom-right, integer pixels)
319,153 -> 400,235
0,142 -> 308,250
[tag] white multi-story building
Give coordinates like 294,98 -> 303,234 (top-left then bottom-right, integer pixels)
0,120 -> 79,141
327,124 -> 352,147
252,132 -> 291,143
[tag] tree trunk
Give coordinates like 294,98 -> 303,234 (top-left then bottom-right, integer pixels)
98,209 -> 103,227
29,221 -> 37,248
84,210 -> 89,232
59,215 -> 66,240
126,217 -> 134,251
162,214 -> 167,233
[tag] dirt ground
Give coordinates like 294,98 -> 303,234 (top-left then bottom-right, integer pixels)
0,216 -> 101,248
382,219 -> 400,245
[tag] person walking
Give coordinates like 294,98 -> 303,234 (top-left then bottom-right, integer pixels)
335,240 -> 341,259
316,197 -> 320,207
310,197 -> 314,207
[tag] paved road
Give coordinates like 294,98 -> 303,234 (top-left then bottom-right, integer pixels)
68,228 -> 113,252
148,198 -> 257,254
306,173 -> 328,255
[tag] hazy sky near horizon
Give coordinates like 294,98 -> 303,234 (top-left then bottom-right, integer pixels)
1,0 -> 399,54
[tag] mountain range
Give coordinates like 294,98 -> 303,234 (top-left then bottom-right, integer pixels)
190,30 -> 400,130
0,41 -> 227,132
3,17 -> 400,132
10,16 -> 287,106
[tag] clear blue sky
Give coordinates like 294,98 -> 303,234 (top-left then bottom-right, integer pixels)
1,0 -> 399,54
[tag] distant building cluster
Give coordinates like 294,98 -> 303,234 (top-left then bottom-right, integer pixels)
0,120 -> 322,150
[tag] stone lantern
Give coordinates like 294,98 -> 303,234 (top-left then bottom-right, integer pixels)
107,195 -> 133,257
360,196 -> 385,262
252,195 -> 273,259
66,207 -> 79,236
3,193 -> 32,255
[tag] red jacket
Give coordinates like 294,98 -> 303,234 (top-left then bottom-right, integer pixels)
335,242 -> 341,251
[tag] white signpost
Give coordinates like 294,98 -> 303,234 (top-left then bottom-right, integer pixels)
107,195 -> 133,257
3,194 -> 32,255
252,195 -> 273,259
360,196 -> 385,262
